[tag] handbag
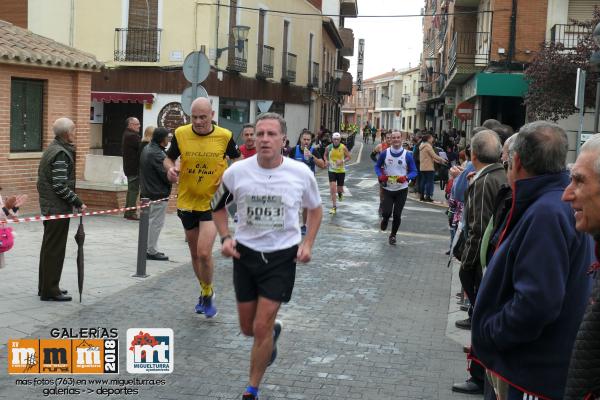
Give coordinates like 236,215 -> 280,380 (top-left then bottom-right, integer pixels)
0,225 -> 14,253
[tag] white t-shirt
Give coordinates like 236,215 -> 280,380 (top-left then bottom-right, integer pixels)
221,155 -> 322,252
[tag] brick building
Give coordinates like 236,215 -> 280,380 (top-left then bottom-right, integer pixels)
0,19 -> 102,214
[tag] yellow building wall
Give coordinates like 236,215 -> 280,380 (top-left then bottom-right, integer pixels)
234,0 -> 322,86
28,0 -> 72,45
73,0 -> 122,64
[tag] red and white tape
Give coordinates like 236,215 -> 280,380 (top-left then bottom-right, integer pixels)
1,196 -> 176,224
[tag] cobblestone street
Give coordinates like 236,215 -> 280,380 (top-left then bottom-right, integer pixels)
0,142 -> 472,399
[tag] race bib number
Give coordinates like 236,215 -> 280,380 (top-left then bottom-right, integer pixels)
245,195 -> 285,229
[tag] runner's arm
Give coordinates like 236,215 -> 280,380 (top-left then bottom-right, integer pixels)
374,151 -> 386,177
297,205 -> 322,263
370,144 -> 381,161
225,136 -> 242,162
343,146 -> 351,162
311,148 -> 326,169
164,134 -> 180,182
405,152 -> 419,181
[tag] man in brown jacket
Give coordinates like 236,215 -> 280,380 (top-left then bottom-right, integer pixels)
456,130 -> 506,330
418,134 -> 447,201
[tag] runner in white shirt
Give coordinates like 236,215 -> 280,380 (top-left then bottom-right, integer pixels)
212,112 -> 323,400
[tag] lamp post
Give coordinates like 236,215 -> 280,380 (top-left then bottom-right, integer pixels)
591,22 -> 600,134
216,25 -> 250,58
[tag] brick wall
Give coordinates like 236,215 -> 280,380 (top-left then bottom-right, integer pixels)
0,1 -> 28,28
491,0 -> 548,64
0,63 -> 93,214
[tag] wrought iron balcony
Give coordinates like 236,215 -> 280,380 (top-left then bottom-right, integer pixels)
282,52 -> 297,83
448,31 -> 491,75
257,45 -> 274,79
114,28 -> 162,62
550,24 -> 591,50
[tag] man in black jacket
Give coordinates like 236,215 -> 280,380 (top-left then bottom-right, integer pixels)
562,133 -> 600,400
37,118 -> 87,301
122,117 -> 141,220
140,127 -> 172,261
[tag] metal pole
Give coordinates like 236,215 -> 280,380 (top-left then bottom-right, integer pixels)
133,197 -> 150,278
595,77 -> 600,134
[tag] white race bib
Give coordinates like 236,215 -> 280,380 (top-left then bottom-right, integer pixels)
245,195 -> 285,229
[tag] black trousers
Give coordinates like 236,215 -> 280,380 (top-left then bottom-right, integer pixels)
38,218 -> 70,297
381,188 -> 408,236
459,265 -> 482,318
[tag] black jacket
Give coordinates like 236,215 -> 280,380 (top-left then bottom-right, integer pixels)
564,239 -> 600,400
139,142 -> 172,200
122,128 -> 140,176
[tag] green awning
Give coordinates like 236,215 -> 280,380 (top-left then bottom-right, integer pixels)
476,73 -> 528,97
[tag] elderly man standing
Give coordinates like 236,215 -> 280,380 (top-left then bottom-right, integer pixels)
122,117 -> 141,220
455,130 -> 506,331
37,118 -> 87,301
472,121 -> 594,400
562,133 -> 600,400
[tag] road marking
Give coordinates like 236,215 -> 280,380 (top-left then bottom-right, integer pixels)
356,179 -> 378,188
404,206 -> 444,214
347,142 -> 364,166
330,225 -> 448,241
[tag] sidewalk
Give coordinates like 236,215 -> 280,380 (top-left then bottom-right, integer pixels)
0,213 -> 198,350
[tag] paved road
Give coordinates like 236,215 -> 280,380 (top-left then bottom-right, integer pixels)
0,142 -> 472,399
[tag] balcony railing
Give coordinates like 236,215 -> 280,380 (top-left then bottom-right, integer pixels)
227,42 -> 248,73
282,52 -> 297,83
311,62 -> 319,88
448,31 -> 491,75
257,45 -> 274,78
114,28 -> 162,62
551,24 -> 591,49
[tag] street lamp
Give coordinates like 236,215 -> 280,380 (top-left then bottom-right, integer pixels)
591,22 -> 600,134
216,25 -> 250,58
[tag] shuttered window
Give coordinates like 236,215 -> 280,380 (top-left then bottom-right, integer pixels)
568,0 -> 597,21
10,78 -> 43,152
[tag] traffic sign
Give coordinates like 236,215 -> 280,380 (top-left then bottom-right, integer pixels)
181,84 -> 208,115
455,101 -> 474,121
182,52 -> 210,84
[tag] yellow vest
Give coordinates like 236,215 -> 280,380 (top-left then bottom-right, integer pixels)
328,143 -> 347,173
175,124 -> 232,211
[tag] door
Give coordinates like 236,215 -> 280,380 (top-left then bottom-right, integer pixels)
102,102 -> 143,156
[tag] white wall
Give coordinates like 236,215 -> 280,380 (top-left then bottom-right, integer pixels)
556,109 -> 598,163
546,0 -> 570,41
144,94 -> 220,130
284,103 -> 310,145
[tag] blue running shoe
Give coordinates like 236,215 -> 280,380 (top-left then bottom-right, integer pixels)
202,292 -> 217,318
268,320 -> 283,366
300,225 -> 307,236
194,296 -> 204,314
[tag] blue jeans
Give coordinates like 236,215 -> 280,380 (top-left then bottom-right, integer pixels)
419,171 -> 435,197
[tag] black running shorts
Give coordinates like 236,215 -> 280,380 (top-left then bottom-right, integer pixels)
233,242 -> 298,303
177,209 -> 212,230
328,171 -> 345,186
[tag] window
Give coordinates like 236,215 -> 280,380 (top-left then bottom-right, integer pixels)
11,78 -> 43,152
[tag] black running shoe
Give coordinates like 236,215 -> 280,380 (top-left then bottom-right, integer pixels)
380,218 -> 389,231
389,235 -> 397,245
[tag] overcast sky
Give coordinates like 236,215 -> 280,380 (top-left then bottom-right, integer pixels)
345,0 -> 424,79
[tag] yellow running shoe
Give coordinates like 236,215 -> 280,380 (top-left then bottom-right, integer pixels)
329,207 -> 337,215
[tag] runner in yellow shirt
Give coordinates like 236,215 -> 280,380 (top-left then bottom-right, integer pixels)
323,132 -> 351,215
164,97 -> 241,318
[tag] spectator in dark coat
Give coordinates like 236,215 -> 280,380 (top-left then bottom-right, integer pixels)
472,121 -> 594,399
140,127 -> 172,261
122,117 -> 141,220
562,133 -> 600,400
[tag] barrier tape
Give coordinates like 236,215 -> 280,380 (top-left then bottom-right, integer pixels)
1,196 -> 176,224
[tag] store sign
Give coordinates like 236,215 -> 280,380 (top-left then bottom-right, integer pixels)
356,39 -> 365,91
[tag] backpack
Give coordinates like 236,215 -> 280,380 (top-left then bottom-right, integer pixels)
0,226 -> 14,253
